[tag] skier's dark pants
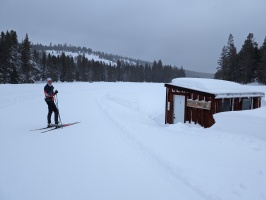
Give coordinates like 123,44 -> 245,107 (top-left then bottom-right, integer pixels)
45,98 -> 59,124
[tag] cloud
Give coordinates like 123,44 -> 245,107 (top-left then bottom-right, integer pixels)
1,0 -> 266,73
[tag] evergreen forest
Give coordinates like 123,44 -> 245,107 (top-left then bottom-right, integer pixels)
215,33 -> 266,84
0,30 -> 186,84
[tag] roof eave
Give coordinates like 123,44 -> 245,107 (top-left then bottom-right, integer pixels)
165,83 -> 215,98
165,83 -> 265,99
215,93 -> 265,99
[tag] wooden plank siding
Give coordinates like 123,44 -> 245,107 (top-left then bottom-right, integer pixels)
165,84 -> 263,128
205,96 -> 215,128
186,93 -> 192,123
233,98 -> 241,111
253,97 -> 260,109
192,93 -> 197,124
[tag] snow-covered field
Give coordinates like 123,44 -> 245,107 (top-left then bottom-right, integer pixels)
0,82 -> 266,200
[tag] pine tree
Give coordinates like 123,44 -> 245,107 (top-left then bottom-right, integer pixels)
76,54 -> 89,81
64,56 -> 75,82
76,54 -> 82,81
9,31 -> 20,83
138,64 -> 145,82
69,57 -> 76,82
215,46 -> 227,80
0,32 -> 5,83
10,66 -> 19,84
162,65 -> 172,82
179,66 -> 186,77
1,31 -> 12,83
81,55 -> 89,81
31,49 -> 42,81
254,41 -> 261,82
41,51 -> 47,81
257,37 -> 266,83
46,53 -> 58,81
144,63 -> 152,82
238,33 -> 257,83
215,34 -> 238,81
157,60 -> 163,82
151,61 -> 157,82
59,52 -> 67,82
116,60 -> 122,81
87,60 -> 93,82
226,34 -> 238,81
20,34 -> 33,83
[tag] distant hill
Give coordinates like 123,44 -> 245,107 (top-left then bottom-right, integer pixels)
32,43 -> 215,80
32,43 -> 149,66
32,44 -> 214,79
185,70 -> 214,79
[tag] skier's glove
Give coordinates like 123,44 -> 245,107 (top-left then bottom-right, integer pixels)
54,90 -> 58,94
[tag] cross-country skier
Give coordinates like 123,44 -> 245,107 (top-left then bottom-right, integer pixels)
44,78 -> 59,127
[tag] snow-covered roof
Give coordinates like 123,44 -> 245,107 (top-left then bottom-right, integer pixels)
168,78 -> 265,99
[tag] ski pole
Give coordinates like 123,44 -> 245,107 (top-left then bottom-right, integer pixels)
55,94 -> 63,127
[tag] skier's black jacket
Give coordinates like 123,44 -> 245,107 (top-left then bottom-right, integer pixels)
44,84 -> 59,124
44,84 -> 55,101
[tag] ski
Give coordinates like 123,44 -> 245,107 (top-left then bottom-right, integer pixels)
41,122 -> 81,133
30,125 -> 56,131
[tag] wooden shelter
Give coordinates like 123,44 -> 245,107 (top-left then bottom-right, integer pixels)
165,78 -> 265,128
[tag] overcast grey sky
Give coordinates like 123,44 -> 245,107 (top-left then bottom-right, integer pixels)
1,0 -> 266,73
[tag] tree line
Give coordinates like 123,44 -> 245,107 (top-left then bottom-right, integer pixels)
0,30 -> 185,84
215,33 -> 266,84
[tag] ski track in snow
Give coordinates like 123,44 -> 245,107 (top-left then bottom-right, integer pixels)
97,92 -> 217,200
0,82 -> 266,200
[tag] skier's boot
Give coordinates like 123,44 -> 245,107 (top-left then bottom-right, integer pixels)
47,123 -> 55,128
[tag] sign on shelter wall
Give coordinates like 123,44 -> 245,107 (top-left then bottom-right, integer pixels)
187,99 -> 211,110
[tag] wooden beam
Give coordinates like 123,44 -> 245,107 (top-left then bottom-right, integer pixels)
165,84 -> 215,98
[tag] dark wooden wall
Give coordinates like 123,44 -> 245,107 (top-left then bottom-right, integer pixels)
165,85 -> 263,128
253,97 -> 261,108
165,85 -> 215,128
